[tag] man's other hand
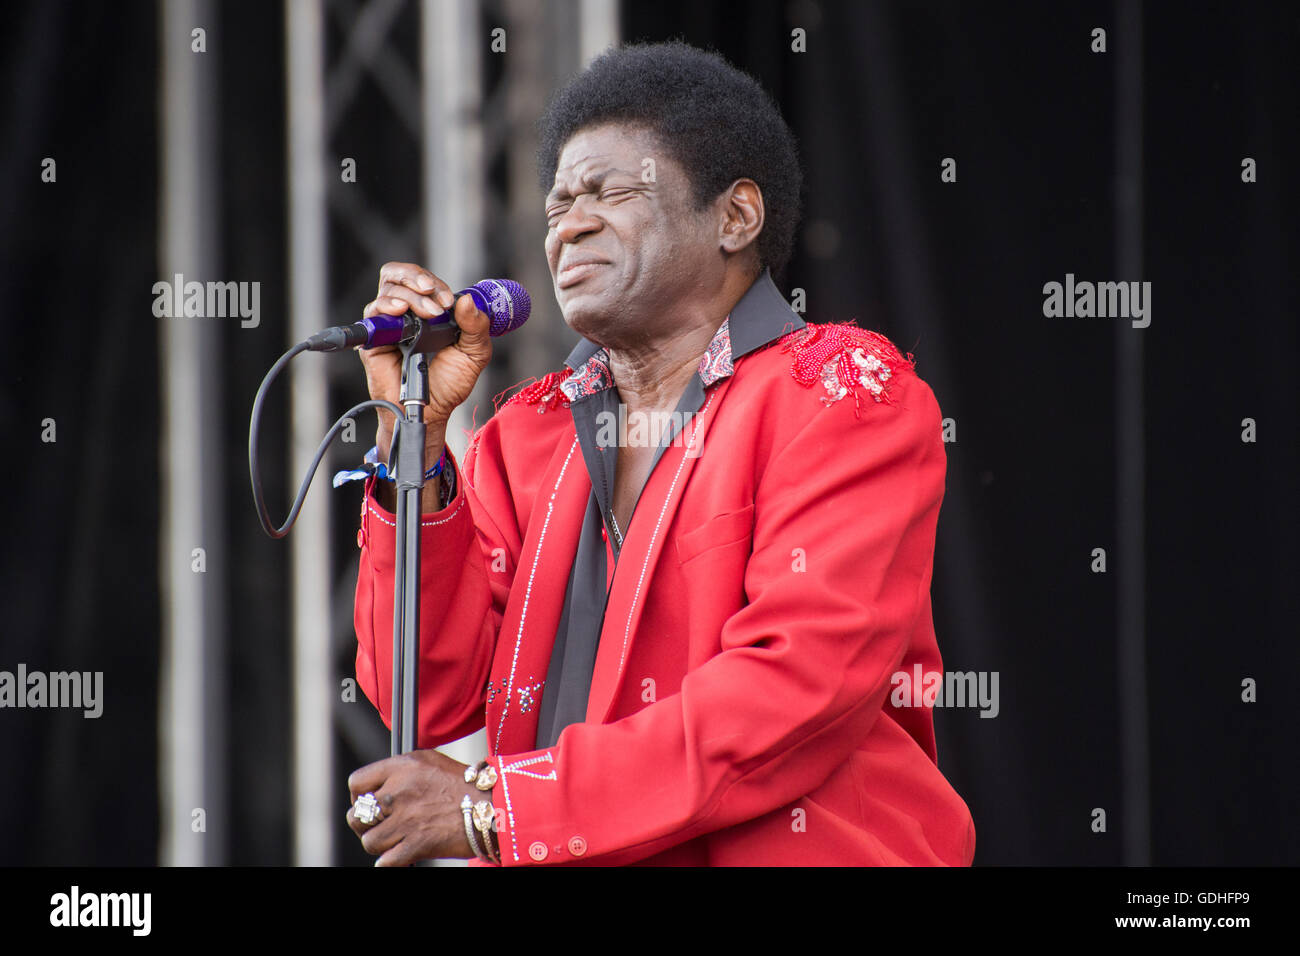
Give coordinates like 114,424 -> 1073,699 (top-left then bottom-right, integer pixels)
346,749 -> 480,866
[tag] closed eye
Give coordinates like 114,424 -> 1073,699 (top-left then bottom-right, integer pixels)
546,185 -> 638,227
545,202 -> 571,227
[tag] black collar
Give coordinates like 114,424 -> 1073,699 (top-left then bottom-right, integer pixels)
562,267 -> 805,372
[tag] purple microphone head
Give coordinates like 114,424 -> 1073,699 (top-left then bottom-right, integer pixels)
461,279 -> 531,336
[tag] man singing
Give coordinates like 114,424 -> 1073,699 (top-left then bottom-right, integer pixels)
344,41 -> 975,866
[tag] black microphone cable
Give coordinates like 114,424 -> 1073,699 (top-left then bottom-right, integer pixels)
249,340 -> 404,539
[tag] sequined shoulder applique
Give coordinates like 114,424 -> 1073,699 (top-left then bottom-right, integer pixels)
495,367 -> 575,415
779,322 -> 916,416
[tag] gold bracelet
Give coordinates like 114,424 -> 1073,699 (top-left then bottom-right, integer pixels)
463,760 -> 499,863
473,800 -> 499,864
460,794 -> 487,862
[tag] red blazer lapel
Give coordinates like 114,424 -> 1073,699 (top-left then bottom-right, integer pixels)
488,434 -> 590,756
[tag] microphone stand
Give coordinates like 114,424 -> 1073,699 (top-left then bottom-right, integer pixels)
389,342 -> 429,756
387,318 -> 458,756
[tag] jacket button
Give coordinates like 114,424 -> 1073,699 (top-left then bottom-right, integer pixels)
356,528 -> 365,549
567,836 -> 587,857
528,841 -> 548,862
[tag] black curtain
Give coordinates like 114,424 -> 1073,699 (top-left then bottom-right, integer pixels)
1,1 -> 161,865
622,0 -> 1298,865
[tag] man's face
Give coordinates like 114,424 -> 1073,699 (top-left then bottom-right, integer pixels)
544,123 -> 717,344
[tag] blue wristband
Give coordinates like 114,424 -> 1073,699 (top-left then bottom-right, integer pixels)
332,445 -> 446,488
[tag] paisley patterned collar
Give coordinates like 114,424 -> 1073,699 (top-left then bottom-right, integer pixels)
558,268 -> 805,403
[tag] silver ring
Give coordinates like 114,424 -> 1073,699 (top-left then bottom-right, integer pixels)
353,792 -> 383,826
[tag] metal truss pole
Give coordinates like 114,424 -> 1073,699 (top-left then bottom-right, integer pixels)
427,0 -> 485,464
286,0 -> 334,868
158,0 -> 228,867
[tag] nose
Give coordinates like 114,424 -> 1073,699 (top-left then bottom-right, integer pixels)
553,195 -> 602,244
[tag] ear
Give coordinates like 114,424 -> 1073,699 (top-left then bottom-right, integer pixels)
717,179 -> 765,257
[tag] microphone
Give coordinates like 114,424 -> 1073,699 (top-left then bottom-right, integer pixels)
306,278 -> 531,353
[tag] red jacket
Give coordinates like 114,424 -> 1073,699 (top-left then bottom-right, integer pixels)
353,307 -> 976,866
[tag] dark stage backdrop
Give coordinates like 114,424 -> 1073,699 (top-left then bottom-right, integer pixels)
1,0 -> 1295,866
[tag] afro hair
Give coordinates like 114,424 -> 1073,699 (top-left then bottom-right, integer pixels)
537,40 -> 803,277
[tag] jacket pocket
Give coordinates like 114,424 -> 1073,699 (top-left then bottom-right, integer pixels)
674,503 -> 755,566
